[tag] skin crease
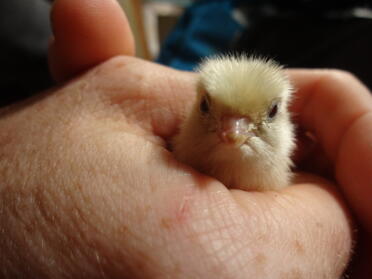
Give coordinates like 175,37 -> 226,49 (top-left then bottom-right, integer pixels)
0,0 -> 371,278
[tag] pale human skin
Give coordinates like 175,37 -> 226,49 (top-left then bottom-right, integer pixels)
0,0 -> 371,278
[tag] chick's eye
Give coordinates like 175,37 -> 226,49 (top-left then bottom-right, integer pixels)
268,103 -> 279,119
200,95 -> 210,114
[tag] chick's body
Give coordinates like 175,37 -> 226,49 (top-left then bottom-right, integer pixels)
173,56 -> 295,191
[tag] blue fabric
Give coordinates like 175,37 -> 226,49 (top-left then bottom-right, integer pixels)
157,0 -> 246,71
156,0 -> 372,71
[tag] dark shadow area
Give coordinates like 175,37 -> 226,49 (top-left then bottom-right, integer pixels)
0,0 -> 53,108
235,14 -> 372,89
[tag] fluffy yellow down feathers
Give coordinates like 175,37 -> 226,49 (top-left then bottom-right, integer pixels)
173,56 -> 295,191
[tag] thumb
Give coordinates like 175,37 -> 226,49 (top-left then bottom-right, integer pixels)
48,0 -> 135,82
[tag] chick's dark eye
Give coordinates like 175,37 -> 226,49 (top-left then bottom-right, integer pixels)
200,96 -> 210,114
268,103 -> 279,119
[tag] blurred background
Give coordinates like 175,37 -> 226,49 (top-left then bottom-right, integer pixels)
1,0 -> 372,107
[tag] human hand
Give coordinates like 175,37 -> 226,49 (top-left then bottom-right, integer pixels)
1,0 -> 369,278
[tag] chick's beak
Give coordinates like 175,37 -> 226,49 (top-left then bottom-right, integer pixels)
218,116 -> 256,146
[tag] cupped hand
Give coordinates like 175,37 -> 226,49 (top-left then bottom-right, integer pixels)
289,69 -> 372,277
1,0 -> 370,278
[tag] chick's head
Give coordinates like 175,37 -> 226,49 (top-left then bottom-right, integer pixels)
195,56 -> 294,156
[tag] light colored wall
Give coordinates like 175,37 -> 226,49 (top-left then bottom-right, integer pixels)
117,0 -> 149,59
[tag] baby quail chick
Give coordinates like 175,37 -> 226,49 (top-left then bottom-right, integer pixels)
173,56 -> 295,191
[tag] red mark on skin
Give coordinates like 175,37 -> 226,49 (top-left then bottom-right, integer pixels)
160,200 -> 189,230
159,192 -> 193,230
176,195 -> 191,224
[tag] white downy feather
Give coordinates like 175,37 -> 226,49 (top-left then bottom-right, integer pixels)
173,55 -> 295,191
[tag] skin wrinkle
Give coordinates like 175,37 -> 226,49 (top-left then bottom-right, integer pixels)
66,195 -> 154,277
171,189 -> 234,277
2,193 -> 47,277
94,251 -> 109,279
164,72 -> 197,123
89,57 -> 144,93
80,57 -> 197,143
287,183 -> 352,251
17,106 -> 148,278
153,215 -> 188,278
84,90 -> 164,146
192,192 -> 262,277
145,73 -> 193,139
280,268 -> 303,279
33,180 -> 102,277
229,241 -> 269,278
76,141 -> 192,278
234,183 -> 350,278
231,191 -> 280,234
87,59 -> 178,145
224,203 -> 293,278
157,191 -> 215,278
108,58 -> 194,137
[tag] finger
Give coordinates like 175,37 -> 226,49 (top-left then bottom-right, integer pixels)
288,69 -> 372,161
288,69 -> 372,232
49,0 -> 135,82
230,173 -> 353,278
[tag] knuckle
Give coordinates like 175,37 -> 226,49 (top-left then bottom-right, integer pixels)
319,69 -> 360,86
89,55 -> 138,80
